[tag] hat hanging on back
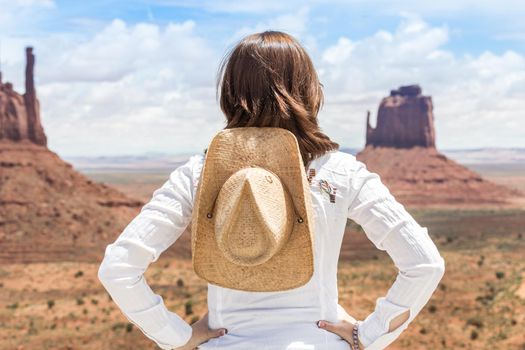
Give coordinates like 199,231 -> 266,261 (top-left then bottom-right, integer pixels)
191,127 -> 315,292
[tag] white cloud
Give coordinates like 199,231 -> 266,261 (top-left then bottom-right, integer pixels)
38,19 -> 212,84
2,8 -> 524,157
317,15 -> 525,149
1,18 -> 226,156
229,6 -> 311,45
0,0 -> 55,33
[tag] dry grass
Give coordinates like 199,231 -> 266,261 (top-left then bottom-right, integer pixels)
1,169 -> 524,349
1,208 -> 524,349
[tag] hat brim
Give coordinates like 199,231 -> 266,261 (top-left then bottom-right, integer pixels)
191,127 -> 315,292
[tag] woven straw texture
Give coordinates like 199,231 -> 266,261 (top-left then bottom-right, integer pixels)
191,127 -> 315,292
214,166 -> 296,267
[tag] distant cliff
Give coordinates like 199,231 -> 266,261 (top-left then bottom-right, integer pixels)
357,85 -> 523,208
0,47 -> 144,264
366,84 -> 435,148
0,47 -> 47,146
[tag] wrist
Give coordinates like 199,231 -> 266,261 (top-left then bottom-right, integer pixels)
352,320 -> 364,350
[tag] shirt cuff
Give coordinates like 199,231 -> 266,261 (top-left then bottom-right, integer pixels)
125,294 -> 193,349
358,297 -> 411,350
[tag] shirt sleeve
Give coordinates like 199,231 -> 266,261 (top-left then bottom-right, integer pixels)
97,153 -> 203,350
346,158 -> 446,350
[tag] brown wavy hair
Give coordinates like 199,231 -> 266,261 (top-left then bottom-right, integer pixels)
215,30 -> 339,167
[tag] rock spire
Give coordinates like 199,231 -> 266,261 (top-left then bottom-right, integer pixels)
0,46 -> 47,146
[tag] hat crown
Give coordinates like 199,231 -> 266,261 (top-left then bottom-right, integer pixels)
214,166 -> 295,266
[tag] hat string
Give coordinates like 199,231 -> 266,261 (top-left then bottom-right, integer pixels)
205,167 -> 305,224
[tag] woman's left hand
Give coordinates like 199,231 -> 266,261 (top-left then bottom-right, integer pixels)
317,308 -> 365,349
172,311 -> 227,350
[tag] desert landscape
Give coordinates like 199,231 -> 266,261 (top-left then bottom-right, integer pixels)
1,48 -> 524,350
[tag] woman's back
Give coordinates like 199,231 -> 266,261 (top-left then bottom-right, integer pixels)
200,149 -> 352,349
98,148 -> 445,350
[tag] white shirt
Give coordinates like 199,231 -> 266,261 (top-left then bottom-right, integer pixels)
98,149 -> 445,350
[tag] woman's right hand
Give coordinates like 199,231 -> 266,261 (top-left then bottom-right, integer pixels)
317,307 -> 365,349
173,311 -> 227,350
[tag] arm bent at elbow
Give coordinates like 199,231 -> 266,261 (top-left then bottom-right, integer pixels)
346,158 -> 446,349
96,155 -> 203,349
388,310 -> 410,333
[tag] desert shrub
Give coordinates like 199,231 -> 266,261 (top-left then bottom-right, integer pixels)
185,300 -> 194,315
477,255 -> 485,267
495,271 -> 505,279
485,282 -> 496,293
496,332 -> 507,340
6,302 -> 18,309
126,323 -> 133,332
466,317 -> 484,329
76,297 -> 85,306
470,330 -> 478,340
74,270 -> 84,278
176,278 -> 184,287
152,270 -> 163,281
112,322 -> 126,331
475,293 -> 495,306
28,318 -> 38,335
47,300 -> 55,309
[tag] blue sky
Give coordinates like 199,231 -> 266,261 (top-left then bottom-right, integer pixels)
1,0 -> 524,157
21,1 -> 525,55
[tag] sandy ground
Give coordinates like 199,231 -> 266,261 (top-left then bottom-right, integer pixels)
1,167 -> 524,349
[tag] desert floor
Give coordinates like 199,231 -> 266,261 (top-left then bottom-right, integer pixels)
1,164 -> 524,350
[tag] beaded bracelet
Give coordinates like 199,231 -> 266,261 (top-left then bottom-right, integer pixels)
352,320 -> 362,350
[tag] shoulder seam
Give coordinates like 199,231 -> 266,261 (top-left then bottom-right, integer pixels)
319,151 -> 356,175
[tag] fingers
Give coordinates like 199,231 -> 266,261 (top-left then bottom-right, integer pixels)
317,320 -> 342,335
318,319 -> 354,340
207,327 -> 228,339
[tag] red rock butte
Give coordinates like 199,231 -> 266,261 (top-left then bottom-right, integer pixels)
0,47 -> 144,263
366,85 -> 435,149
0,47 -> 47,146
356,85 -> 523,208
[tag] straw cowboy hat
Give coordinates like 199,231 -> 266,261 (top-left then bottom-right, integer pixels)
191,127 -> 315,292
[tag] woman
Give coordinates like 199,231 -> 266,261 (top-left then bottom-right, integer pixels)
98,31 -> 445,350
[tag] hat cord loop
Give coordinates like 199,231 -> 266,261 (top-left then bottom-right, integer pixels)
205,166 -> 305,224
